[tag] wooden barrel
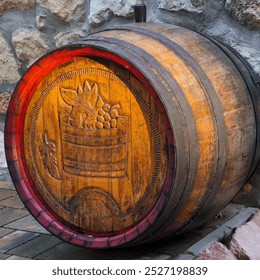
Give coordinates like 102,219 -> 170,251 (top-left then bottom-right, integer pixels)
5,23 -> 260,248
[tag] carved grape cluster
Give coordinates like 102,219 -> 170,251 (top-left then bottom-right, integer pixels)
96,103 -> 120,129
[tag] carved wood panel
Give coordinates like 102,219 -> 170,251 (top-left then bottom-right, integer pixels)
23,58 -> 168,233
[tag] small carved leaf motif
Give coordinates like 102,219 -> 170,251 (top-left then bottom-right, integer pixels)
60,81 -> 105,128
78,80 -> 99,110
59,88 -> 78,107
39,133 -> 61,180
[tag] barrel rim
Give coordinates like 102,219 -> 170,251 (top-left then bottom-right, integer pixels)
4,44 -> 176,248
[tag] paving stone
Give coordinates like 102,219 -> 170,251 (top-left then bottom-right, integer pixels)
0,252 -> 9,260
0,194 -> 25,209
0,189 -> 17,201
5,255 -> 32,260
0,227 -> 13,238
229,220 -> 260,260
196,242 -> 237,260
8,234 -> 63,258
0,171 -> 11,182
4,215 -> 50,234
0,230 -> 39,253
36,241 -> 182,260
0,207 -> 29,226
36,242 -> 121,260
0,181 -> 14,190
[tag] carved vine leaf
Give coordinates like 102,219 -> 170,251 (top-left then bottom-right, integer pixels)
60,80 -> 106,128
39,133 -> 61,180
59,88 -> 78,107
78,81 -> 99,110
60,80 -> 121,130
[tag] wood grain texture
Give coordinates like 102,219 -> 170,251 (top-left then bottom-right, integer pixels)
23,58 -> 168,233
5,23 -> 259,248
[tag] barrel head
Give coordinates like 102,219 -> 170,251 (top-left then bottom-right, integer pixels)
21,56 -> 169,235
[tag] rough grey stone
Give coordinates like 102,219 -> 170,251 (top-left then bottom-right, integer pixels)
0,130 -> 11,181
197,242 -> 237,260
204,18 -> 260,74
0,0 -> 35,14
36,0 -> 85,22
89,0 -> 138,27
55,29 -> 87,48
0,34 -> 20,84
158,0 -> 206,14
0,92 -> 11,115
225,0 -> 260,29
229,220 -> 260,259
36,12 -> 47,31
0,131 -> 7,168
231,44 -> 260,75
88,8 -> 114,27
12,28 -> 49,67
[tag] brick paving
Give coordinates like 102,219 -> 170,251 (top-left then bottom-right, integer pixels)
0,179 -> 256,260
